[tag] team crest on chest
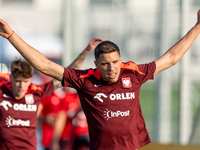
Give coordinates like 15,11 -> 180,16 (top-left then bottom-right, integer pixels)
25,94 -> 34,104
122,77 -> 132,88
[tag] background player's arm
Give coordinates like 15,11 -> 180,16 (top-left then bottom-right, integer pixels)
154,9 -> 200,75
51,110 -> 67,150
37,104 -> 43,118
67,37 -> 103,69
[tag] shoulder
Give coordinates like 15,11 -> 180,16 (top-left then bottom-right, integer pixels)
63,68 -> 100,79
121,61 -> 145,75
27,83 -> 44,93
121,61 -> 156,73
0,73 -> 10,82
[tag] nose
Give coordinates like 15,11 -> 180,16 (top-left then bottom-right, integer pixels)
108,63 -> 115,71
19,81 -> 23,88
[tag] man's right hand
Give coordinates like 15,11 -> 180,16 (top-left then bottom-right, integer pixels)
0,19 -> 13,39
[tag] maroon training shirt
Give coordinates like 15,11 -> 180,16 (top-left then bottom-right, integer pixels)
0,73 -> 54,150
62,61 -> 156,150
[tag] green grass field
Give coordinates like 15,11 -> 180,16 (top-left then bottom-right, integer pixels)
139,82 -> 200,145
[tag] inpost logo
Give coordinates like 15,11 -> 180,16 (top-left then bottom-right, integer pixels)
6,116 -> 30,128
103,108 -> 130,120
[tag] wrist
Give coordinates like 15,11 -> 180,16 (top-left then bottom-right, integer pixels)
7,30 -> 14,39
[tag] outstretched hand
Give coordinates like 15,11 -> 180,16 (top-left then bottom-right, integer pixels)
0,19 -> 13,39
85,37 -> 104,52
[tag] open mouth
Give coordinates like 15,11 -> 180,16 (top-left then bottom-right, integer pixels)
107,73 -> 117,79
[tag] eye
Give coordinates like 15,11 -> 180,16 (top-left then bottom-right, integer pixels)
113,60 -> 119,64
101,63 -> 107,66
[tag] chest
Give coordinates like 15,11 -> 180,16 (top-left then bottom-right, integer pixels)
0,90 -> 40,126
80,75 -> 141,108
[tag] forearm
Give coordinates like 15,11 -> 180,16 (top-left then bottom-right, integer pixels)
8,32 -> 64,81
168,23 -> 200,65
67,49 -> 90,69
155,23 -> 200,75
8,33 -> 49,72
52,111 -> 67,141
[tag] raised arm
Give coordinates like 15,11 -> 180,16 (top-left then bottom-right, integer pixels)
0,19 -> 64,81
154,9 -> 200,75
67,37 -> 103,69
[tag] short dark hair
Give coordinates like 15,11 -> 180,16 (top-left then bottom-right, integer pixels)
11,59 -> 34,79
94,41 -> 120,61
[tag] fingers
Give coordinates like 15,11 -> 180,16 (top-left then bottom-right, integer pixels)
89,38 -> 103,46
92,37 -> 104,43
0,19 -> 12,38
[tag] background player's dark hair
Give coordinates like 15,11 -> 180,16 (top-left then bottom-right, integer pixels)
11,59 -> 34,79
94,41 -> 120,61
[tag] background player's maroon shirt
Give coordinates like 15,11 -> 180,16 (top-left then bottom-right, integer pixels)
62,61 -> 156,150
0,73 -> 54,150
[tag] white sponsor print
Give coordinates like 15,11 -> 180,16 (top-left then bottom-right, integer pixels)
0,101 -> 12,111
103,108 -> 130,120
94,93 -> 107,103
94,92 -> 135,102
6,116 -> 30,128
13,103 -> 37,111
0,100 -> 37,111
3,94 -> 12,99
94,84 -> 104,87
110,92 -> 135,100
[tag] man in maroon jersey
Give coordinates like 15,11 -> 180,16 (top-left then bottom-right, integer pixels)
1,9 -> 200,150
0,37 -> 103,150
0,60 -> 54,150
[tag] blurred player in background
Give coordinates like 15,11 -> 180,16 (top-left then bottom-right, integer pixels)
38,92 -> 61,150
0,59 -> 54,150
0,37 -> 103,150
51,87 -> 89,150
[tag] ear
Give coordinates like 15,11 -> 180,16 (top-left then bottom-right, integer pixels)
120,56 -> 122,62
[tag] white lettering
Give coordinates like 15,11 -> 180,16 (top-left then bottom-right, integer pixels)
126,93 -> 130,99
6,116 -> 30,127
13,104 -> 37,111
121,93 -> 126,99
110,94 -> 115,100
104,109 -> 130,120
110,92 -> 135,100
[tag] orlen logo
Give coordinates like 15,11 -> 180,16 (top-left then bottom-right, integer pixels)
0,100 -> 37,111
6,116 -> 30,128
104,108 -> 130,120
94,92 -> 135,103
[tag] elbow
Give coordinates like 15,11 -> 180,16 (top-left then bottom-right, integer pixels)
34,58 -> 50,75
169,53 -> 179,66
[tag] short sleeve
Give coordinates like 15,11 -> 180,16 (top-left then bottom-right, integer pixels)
38,80 -> 54,99
137,61 -> 156,84
62,68 -> 88,90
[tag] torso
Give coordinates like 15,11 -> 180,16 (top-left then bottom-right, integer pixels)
62,61 -> 156,150
0,73 -> 54,150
